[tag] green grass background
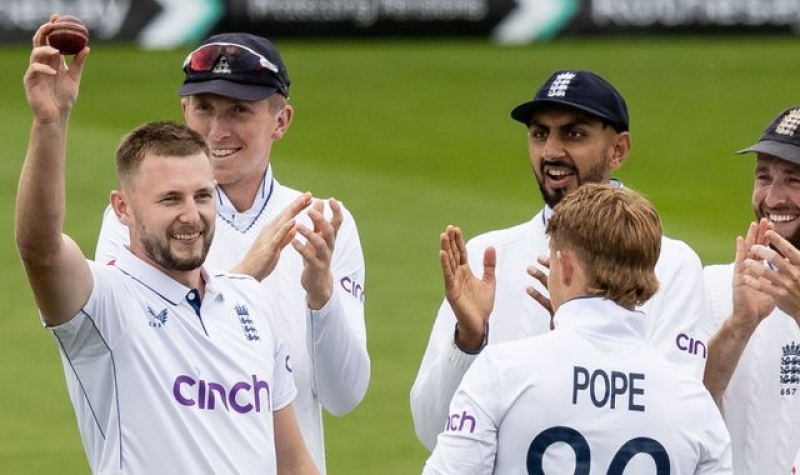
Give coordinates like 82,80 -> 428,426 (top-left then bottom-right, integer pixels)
1,36 -> 798,473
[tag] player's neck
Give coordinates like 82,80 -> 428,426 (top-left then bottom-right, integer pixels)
220,186 -> 257,213
218,170 -> 269,213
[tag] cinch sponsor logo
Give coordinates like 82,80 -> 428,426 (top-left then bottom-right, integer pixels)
173,374 -> 271,414
676,333 -> 707,359
444,410 -> 476,433
339,275 -> 365,303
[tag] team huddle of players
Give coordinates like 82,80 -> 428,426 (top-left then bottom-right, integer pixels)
17,13 -> 800,475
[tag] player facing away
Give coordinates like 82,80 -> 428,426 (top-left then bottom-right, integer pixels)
410,69 -> 709,450
702,106 -> 800,474
17,20 -> 316,473
93,33 -> 369,473
422,184 -> 732,474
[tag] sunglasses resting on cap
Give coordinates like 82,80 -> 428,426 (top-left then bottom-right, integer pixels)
178,36 -> 290,101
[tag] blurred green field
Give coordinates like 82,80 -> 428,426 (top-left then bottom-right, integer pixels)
1,36 -> 798,474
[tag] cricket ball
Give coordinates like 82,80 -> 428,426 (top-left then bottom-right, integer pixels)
46,15 -> 89,56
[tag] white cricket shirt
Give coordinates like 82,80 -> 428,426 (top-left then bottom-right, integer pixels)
49,248 -> 296,474
411,207 -> 710,449
423,297 -> 732,475
702,263 -> 800,475
95,165 -> 369,473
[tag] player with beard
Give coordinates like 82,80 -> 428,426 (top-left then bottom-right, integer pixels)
94,32 -> 369,473
703,106 -> 800,474
423,184 -> 731,474
410,69 -> 709,450
16,25 -> 316,474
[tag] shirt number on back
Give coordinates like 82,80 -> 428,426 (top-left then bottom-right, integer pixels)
526,426 -> 670,474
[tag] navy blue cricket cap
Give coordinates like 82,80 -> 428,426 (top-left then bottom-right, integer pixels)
736,106 -> 800,165
178,33 -> 290,101
511,70 -> 629,132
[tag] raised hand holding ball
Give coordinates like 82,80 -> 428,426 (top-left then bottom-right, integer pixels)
46,15 -> 89,56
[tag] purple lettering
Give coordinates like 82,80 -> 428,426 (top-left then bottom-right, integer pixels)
172,374 -> 270,414
339,276 -> 366,303
449,413 -> 459,431
676,333 -> 708,359
207,382 -> 228,411
252,375 -> 271,413
676,333 -> 689,351
459,411 -> 476,433
198,379 -> 207,409
445,411 -> 475,433
693,339 -> 707,359
173,375 -> 196,407
229,381 -> 253,413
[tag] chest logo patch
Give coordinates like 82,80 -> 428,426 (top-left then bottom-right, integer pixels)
146,306 -> 169,328
781,341 -> 800,385
235,304 -> 260,341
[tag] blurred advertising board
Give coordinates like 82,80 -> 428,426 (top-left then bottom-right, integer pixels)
1,0 -> 798,48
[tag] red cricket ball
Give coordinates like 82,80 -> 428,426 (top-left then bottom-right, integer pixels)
46,15 -> 89,56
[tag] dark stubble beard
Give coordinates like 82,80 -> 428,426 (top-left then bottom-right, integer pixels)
537,158 -> 610,209
136,221 -> 214,272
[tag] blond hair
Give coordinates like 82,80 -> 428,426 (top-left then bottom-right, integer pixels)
546,184 -> 661,308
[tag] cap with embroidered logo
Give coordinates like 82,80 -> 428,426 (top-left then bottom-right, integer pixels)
511,70 -> 629,132
178,33 -> 290,101
736,106 -> 800,165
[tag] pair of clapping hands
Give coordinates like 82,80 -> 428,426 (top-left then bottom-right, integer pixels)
234,193 -> 342,311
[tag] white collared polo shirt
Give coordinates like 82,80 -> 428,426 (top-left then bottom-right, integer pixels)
49,248 -> 296,474
424,297 -> 731,474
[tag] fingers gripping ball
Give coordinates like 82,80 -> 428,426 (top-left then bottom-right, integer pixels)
46,16 -> 89,55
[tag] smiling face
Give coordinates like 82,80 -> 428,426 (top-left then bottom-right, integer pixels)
753,154 -> 800,248
118,152 -> 216,277
182,93 -> 291,206
527,105 -> 630,208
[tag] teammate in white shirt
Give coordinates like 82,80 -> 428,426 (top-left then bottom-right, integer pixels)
423,184 -> 731,474
94,33 -> 369,473
410,69 -> 709,450
17,20 -> 316,473
703,106 -> 800,475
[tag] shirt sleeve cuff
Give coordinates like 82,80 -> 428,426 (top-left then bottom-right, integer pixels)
308,289 -> 339,319
453,322 -> 489,355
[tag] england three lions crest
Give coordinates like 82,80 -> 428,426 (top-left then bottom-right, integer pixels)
235,304 -> 260,341
781,341 -> 800,387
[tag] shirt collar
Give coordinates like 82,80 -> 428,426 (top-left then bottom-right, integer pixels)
113,247 -> 216,306
216,165 -> 275,231
553,296 -> 646,341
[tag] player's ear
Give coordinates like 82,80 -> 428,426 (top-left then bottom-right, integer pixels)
271,104 -> 293,140
180,97 -> 189,117
110,189 -> 133,226
609,131 -> 631,171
